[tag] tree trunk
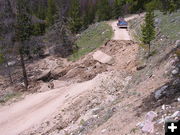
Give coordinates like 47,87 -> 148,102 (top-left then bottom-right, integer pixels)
19,46 -> 28,90
148,43 -> 151,57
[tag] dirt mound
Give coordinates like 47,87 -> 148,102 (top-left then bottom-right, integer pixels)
0,40 -> 138,95
102,40 -> 138,72
50,40 -> 137,83
19,71 -> 130,135
51,57 -> 108,83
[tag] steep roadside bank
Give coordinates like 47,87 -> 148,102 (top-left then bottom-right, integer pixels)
20,40 -> 139,135
0,40 -> 138,135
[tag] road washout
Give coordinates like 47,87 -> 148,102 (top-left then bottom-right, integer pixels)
0,15 -> 140,135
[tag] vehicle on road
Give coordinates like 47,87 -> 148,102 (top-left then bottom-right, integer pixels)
117,17 -> 128,28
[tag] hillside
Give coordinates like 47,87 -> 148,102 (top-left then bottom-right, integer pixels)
69,22 -> 113,61
0,10 -> 179,135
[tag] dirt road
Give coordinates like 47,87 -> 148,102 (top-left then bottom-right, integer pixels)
110,14 -> 143,40
0,80 -> 96,135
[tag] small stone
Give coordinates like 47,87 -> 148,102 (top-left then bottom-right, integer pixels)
166,105 -> 171,110
92,107 -> 101,115
7,61 -> 16,66
92,115 -> 98,118
136,122 -> 144,128
174,56 -> 179,62
137,65 -> 146,70
170,19 -> 175,23
173,79 -> 180,85
101,129 -> 107,133
172,68 -> 179,75
155,18 -> 161,25
162,105 -> 166,110
161,35 -> 165,38
175,40 -> 180,48
177,97 -> 180,102
170,59 -> 176,65
112,107 -> 116,112
102,31 -> 105,34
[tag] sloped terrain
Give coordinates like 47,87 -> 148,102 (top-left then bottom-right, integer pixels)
19,40 -> 139,135
0,13 -> 179,135
0,39 -> 138,135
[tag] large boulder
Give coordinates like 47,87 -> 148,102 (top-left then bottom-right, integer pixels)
140,111 -> 157,133
36,70 -> 51,81
51,67 -> 67,79
154,85 -> 168,100
93,51 -> 114,65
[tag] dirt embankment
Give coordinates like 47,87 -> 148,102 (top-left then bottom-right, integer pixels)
0,40 -> 138,135
17,37 -> 178,135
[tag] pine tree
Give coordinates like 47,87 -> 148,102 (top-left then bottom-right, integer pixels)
82,9 -> 90,29
141,9 -> 155,56
160,0 -> 180,13
112,0 -> 122,19
15,0 -> 33,90
0,51 -> 4,64
46,0 -> 56,26
97,0 -> 112,21
34,2 -> 47,35
82,5 -> 96,29
68,0 -> 82,33
0,23 -> 2,40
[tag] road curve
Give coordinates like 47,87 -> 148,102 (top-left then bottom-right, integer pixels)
109,14 -> 143,40
0,80 -> 94,135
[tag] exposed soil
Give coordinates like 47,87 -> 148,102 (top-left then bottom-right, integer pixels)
0,14 -> 178,135
0,38 -> 139,135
